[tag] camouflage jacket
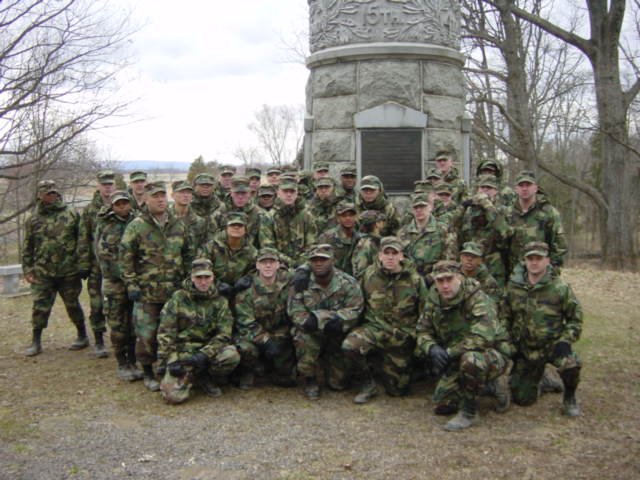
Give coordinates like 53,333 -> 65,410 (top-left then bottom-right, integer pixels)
208,202 -> 264,248
433,200 -> 464,233
317,226 -> 360,276
288,269 -> 364,334
126,188 -> 145,211
259,198 -> 317,267
507,196 -> 567,270
120,209 -> 193,303
351,233 -> 380,280
235,269 -> 293,345
504,264 -> 582,359
305,195 -> 339,233
361,260 -> 427,337
157,279 -> 233,363
169,204 -> 207,250
463,264 -> 502,304
78,191 -> 108,271
474,160 -> 516,207
442,166 -> 469,204
415,278 -> 509,359
198,231 -> 257,284
22,198 -> 81,279
335,186 -> 356,204
94,206 -> 137,281
190,192 -> 220,218
398,216 -> 457,277
355,194 -> 399,236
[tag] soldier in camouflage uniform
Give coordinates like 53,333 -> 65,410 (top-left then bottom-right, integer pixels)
127,170 -> 147,211
351,211 -> 385,280
355,175 -> 400,235
415,260 -> 512,431
191,173 -> 221,218
335,164 -> 357,203
459,241 -> 501,303
234,248 -> 295,388
23,180 -> 89,356
266,167 -> 282,186
209,176 -> 264,247
475,159 -> 516,207
343,237 -> 428,403
215,164 -> 237,203
198,212 -> 257,299
398,194 -> 457,283
317,201 -> 359,276
246,167 -> 262,197
120,181 -> 194,391
503,241 -> 582,416
95,191 -> 143,381
157,259 -> 240,404
170,180 -> 207,248
433,183 -> 464,232
257,184 -> 276,213
433,150 -> 469,204
507,171 -> 567,275
312,161 -> 331,181
288,245 -> 364,400
306,177 -> 339,233
259,180 -> 317,268
78,170 -> 116,357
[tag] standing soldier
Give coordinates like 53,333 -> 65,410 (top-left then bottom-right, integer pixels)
433,183 -> 464,232
343,237 -> 427,403
475,159 -> 516,207
415,260 -> 511,431
95,191 -> 143,381
306,177 -> 339,233
355,175 -> 400,235
157,258 -> 240,404
288,245 -> 364,400
266,167 -> 282,186
78,170 -> 116,358
335,164 -> 358,203
216,164 -> 237,203
127,170 -> 148,211
318,201 -> 359,276
504,242 -> 582,416
246,167 -> 262,197
351,211 -> 386,280
256,184 -> 276,213
190,172 -> 220,218
312,162 -> 331,181
433,150 -> 469,204
170,180 -> 207,248
234,248 -> 295,389
120,181 -> 193,391
23,180 -> 88,356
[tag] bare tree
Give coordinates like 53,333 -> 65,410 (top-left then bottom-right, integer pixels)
233,146 -> 263,168
248,104 -> 304,166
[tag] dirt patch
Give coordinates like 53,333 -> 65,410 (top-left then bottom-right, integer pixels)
1,267 -> 639,480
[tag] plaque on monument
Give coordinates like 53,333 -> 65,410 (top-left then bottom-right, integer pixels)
361,129 -> 422,193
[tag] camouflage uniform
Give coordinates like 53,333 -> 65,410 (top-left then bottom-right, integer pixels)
209,202 -> 264,248
318,225 -> 359,276
198,230 -> 257,285
288,250 -> 364,390
440,165 -> 469,204
343,254 -> 427,395
191,192 -> 220,218
305,184 -> 339,233
504,261 -> 582,407
22,195 -> 86,333
355,176 -> 400,235
475,159 -> 516,207
169,180 -> 207,248
157,278 -> 240,404
120,202 -> 193,366
335,165 -> 357,203
351,234 -> 380,280
127,170 -> 148,212
463,262 -> 502,304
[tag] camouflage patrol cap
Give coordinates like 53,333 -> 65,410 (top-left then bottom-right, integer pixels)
360,175 -> 382,190
313,161 -> 330,172
297,170 -> 313,185
476,174 -> 498,189
478,160 -> 499,173
110,190 -> 130,204
97,170 -> 116,184
460,241 -> 483,257
412,194 -> 431,207
435,150 -> 453,161
226,212 -> 248,227
266,167 -> 282,175
280,172 -> 298,183
436,183 -> 453,195
523,241 -> 549,257
194,173 -> 215,185
246,167 -> 261,179
37,180 -> 58,194
340,164 -> 357,176
314,177 -> 334,188
258,185 -> 276,196
278,180 -> 298,191
516,170 -> 536,185
144,181 -> 167,195
432,260 -> 461,279
360,210 -> 385,225
380,236 -> 403,252
426,168 -> 443,180
129,170 -> 148,182
172,180 -> 193,192
220,165 -> 237,176
336,201 -> 357,214
308,244 -> 334,260
230,176 -> 251,193
192,258 -> 214,276
257,247 -> 280,262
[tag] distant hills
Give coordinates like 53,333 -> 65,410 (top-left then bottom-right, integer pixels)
115,161 -> 191,172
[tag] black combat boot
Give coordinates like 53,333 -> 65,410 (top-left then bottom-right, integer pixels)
115,350 -> 134,381
353,371 -> 378,404
560,368 -> 581,417
69,323 -> 89,350
25,329 -> 43,357
93,331 -> 108,358
126,343 -> 143,381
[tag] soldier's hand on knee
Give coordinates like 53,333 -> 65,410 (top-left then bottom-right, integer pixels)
167,362 -> 185,377
301,312 -> 319,333
323,314 -> 342,335
186,352 -> 209,371
156,364 -> 167,378
429,344 -> 450,375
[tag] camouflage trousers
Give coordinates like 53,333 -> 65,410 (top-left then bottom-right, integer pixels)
433,348 -> 508,407
133,302 -> 164,366
30,275 -> 85,331
236,333 -> 296,379
293,329 -> 352,389
510,348 -> 581,406
342,324 -> 415,396
102,278 -> 134,356
87,268 -> 106,333
160,347 -> 240,404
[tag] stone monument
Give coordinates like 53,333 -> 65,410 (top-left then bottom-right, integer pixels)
304,0 -> 470,193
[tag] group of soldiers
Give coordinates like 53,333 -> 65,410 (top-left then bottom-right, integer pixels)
21,150 -> 583,431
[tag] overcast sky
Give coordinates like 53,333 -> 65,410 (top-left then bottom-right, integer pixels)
92,0 -> 309,165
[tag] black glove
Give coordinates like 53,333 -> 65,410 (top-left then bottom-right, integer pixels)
185,351 -> 209,371
217,282 -> 235,297
461,199 -> 473,208
553,341 -> 572,360
234,275 -> 252,292
127,290 -> 142,302
429,344 -> 450,376
156,364 -> 166,378
262,337 -> 282,359
78,270 -> 90,280
323,314 -> 343,335
167,362 -> 186,377
301,312 -> 318,333
292,265 -> 311,293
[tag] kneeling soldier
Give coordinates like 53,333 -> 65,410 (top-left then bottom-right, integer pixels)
157,259 -> 240,404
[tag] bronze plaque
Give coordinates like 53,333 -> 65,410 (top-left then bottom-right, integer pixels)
361,129 -> 422,193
